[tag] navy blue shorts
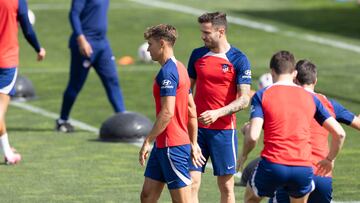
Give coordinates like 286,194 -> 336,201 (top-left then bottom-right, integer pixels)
144,144 -> 191,190
0,67 -> 17,96
269,175 -> 331,203
250,158 -> 314,198
189,128 -> 238,176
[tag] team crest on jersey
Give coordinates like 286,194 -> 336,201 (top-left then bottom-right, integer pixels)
221,64 -> 229,73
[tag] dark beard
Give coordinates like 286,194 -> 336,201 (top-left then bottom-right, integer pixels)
204,42 -> 215,49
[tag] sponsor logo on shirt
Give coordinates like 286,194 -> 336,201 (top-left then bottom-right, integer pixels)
242,69 -> 252,79
250,105 -> 255,113
161,80 -> 174,89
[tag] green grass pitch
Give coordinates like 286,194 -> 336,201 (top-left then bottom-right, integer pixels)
1,0 -> 359,202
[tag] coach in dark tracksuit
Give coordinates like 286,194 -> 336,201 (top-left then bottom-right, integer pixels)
56,0 -> 126,132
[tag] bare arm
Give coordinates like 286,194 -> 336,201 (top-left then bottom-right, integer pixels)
188,93 -> 205,167
139,96 -> 175,166
217,84 -> 251,116
237,118 -> 263,172
188,78 -> 197,140
236,122 -> 250,172
199,84 -> 251,125
188,93 -> 198,146
350,114 -> 360,130
316,117 -> 346,175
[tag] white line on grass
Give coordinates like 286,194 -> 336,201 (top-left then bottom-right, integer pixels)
10,101 -> 99,134
29,2 -> 135,10
28,1 -> 360,53
18,67 -> 159,74
22,1 -> 360,201
131,0 -> 360,54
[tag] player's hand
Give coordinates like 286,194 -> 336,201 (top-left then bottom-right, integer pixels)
316,158 -> 334,176
236,154 -> 247,172
139,140 -> 151,166
77,35 -> 93,58
191,143 -> 206,168
198,110 -> 220,125
37,48 -> 46,61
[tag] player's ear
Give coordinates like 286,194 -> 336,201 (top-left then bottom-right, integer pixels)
159,39 -> 165,48
218,27 -> 225,37
270,68 -> 277,82
292,70 -> 298,79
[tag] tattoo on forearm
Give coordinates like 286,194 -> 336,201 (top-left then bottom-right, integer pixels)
237,95 -> 250,110
219,85 -> 250,116
238,84 -> 251,109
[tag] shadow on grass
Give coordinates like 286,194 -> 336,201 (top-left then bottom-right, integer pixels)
87,138 -> 143,145
7,127 -> 56,133
231,6 -> 360,40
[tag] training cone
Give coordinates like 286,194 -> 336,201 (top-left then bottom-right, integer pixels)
118,56 -> 134,66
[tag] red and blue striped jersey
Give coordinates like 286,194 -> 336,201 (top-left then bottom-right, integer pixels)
153,57 -> 191,148
188,46 -> 251,130
311,92 -> 355,176
0,0 -> 40,68
250,81 -> 331,166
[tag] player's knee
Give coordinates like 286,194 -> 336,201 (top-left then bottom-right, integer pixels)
218,180 -> 234,195
140,190 -> 151,203
191,181 -> 201,193
140,187 -> 160,203
190,175 -> 201,192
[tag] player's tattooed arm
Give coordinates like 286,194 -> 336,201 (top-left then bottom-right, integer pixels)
198,84 -> 250,125
219,84 -> 251,115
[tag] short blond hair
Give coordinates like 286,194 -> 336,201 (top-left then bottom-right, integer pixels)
144,24 -> 178,46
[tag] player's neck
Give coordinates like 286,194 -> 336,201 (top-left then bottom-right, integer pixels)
302,84 -> 315,92
159,49 -> 174,66
211,40 -> 230,53
274,74 -> 295,84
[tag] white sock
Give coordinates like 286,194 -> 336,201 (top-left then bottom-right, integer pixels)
57,119 -> 67,124
0,133 -> 15,158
